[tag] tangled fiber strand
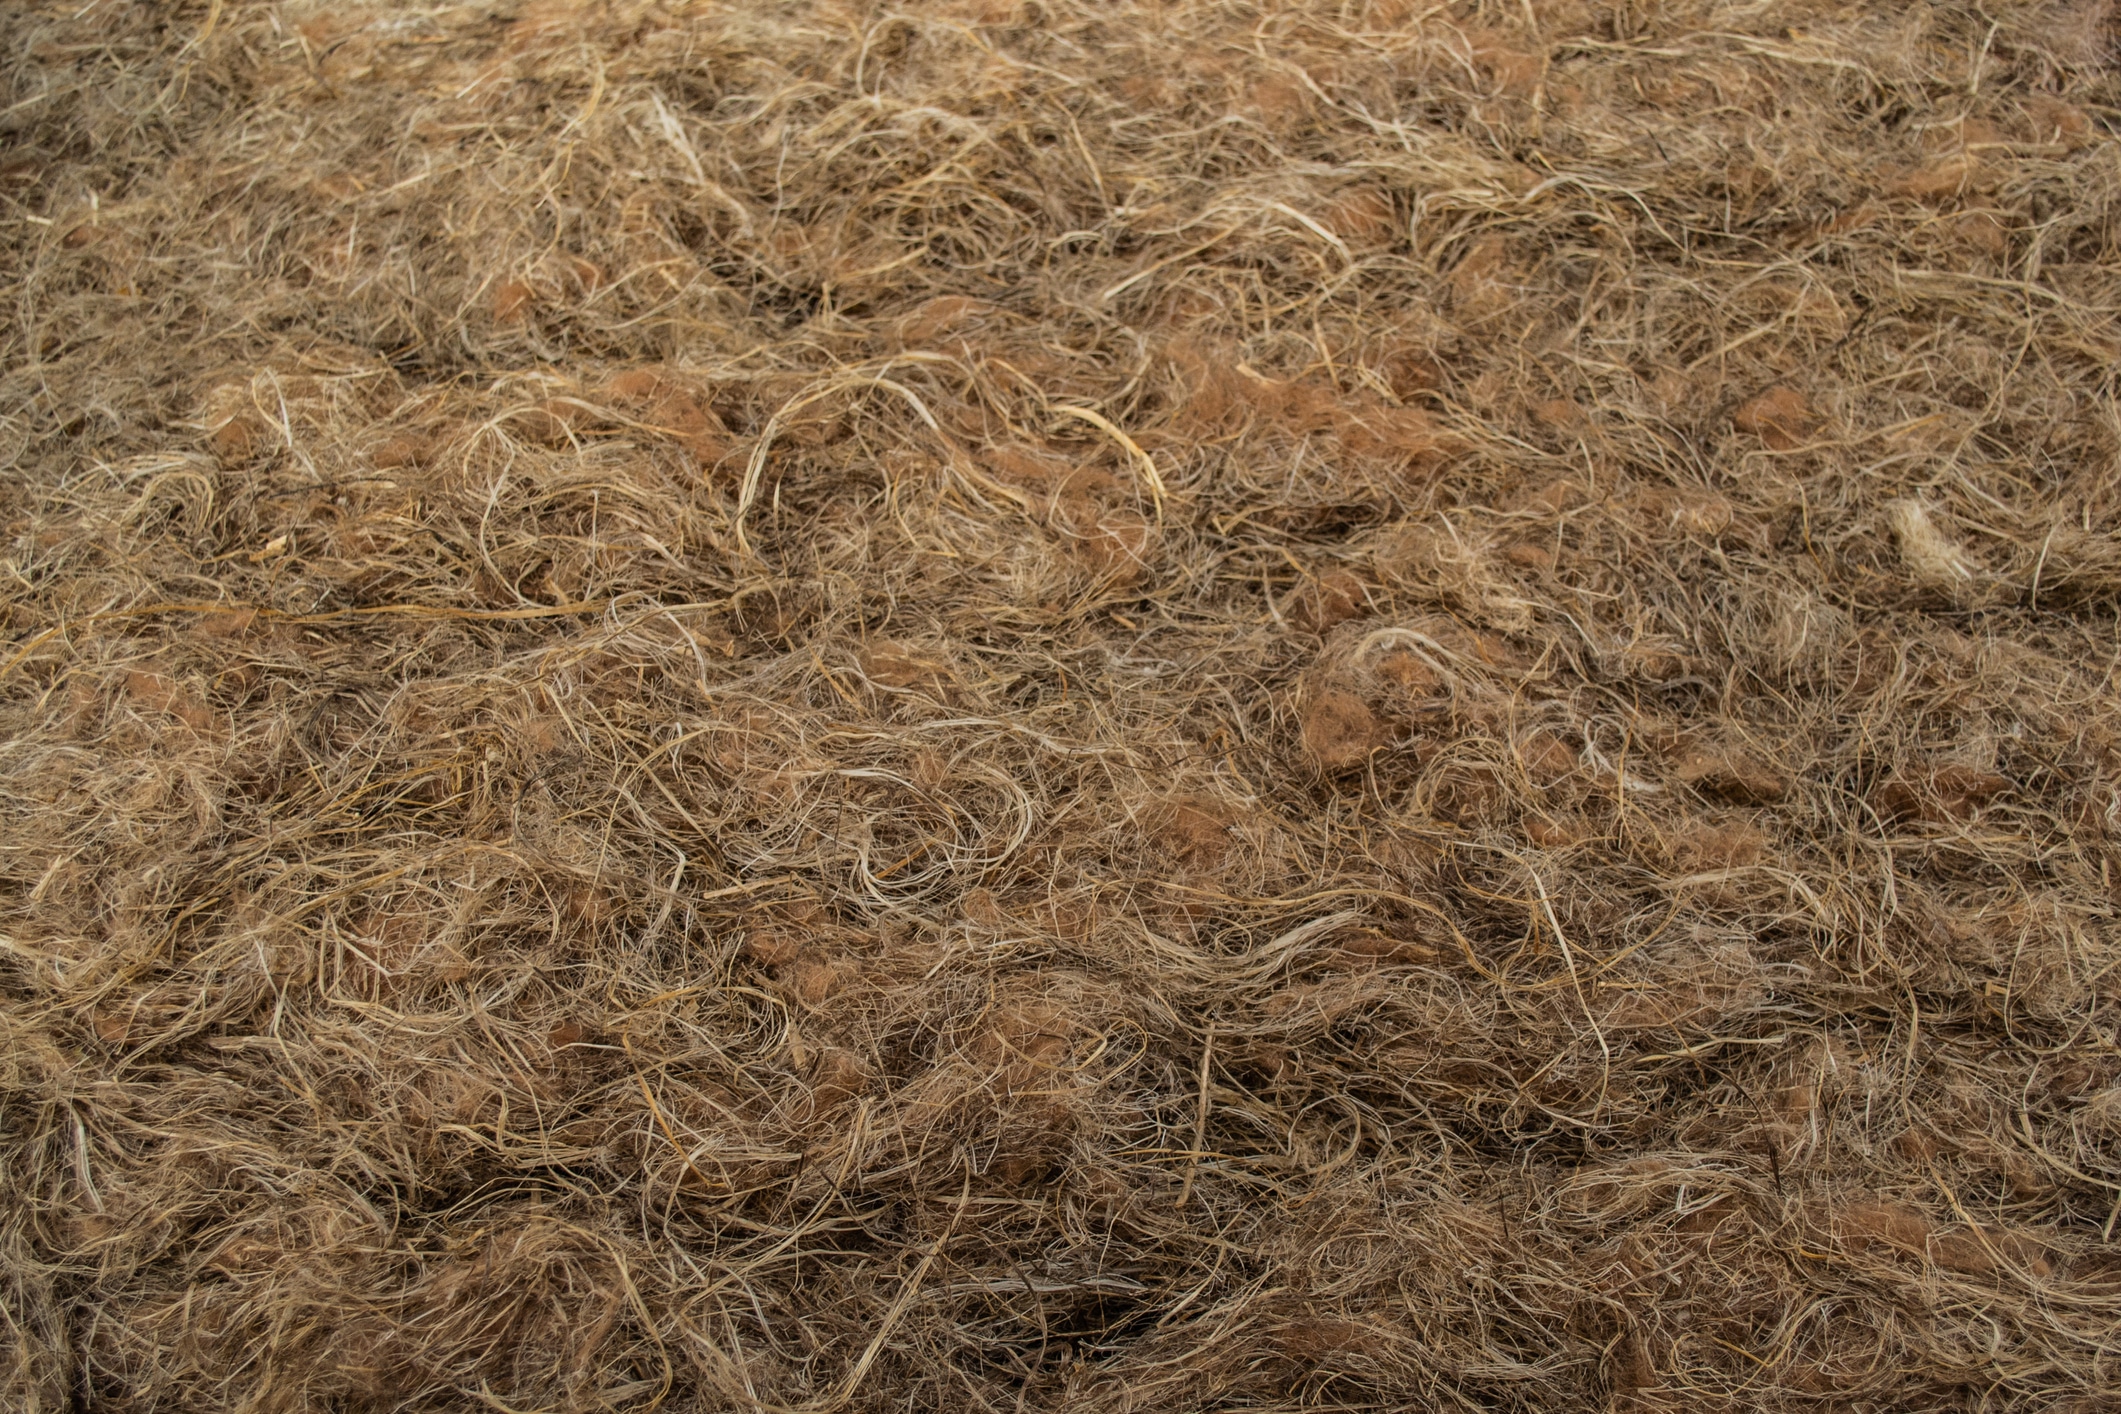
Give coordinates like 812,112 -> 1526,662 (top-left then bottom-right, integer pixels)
5,0 -> 2121,1409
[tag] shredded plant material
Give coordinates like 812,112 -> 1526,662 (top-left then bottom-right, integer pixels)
5,1 -> 2121,1409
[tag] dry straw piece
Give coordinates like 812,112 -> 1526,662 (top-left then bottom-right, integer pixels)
4,1 -> 2121,1410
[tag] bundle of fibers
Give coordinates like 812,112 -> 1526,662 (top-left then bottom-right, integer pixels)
4,1 -> 2121,1410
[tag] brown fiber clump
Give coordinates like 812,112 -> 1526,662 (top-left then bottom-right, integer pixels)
5,2 -> 2121,1411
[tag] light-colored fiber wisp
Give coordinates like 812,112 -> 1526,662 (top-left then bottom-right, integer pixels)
1887,497 -> 1984,599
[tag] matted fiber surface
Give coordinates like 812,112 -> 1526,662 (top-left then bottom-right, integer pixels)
4,2 -> 2121,1410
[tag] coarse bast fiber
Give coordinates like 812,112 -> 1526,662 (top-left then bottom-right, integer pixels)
4,1 -> 2121,1410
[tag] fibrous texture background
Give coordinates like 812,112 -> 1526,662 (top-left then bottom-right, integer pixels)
5,1 -> 2121,1409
